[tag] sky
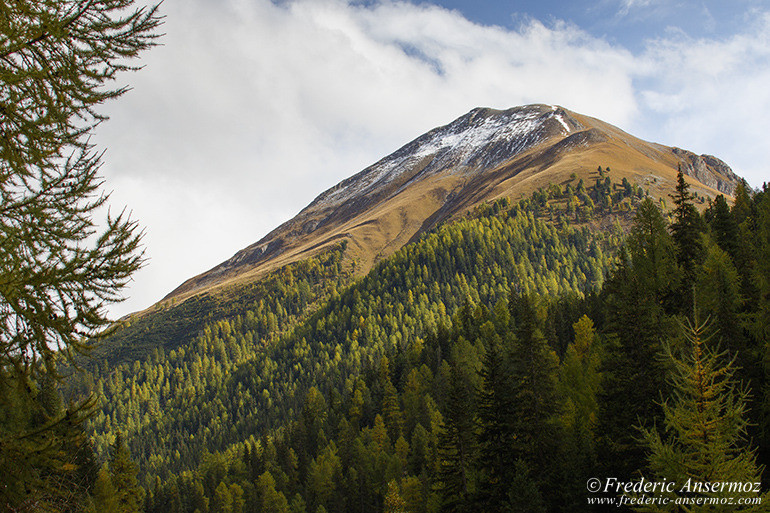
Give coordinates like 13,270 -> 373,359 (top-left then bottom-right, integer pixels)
93,0 -> 770,318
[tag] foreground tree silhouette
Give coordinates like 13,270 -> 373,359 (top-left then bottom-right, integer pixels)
637,318 -> 767,512
0,1 -> 161,510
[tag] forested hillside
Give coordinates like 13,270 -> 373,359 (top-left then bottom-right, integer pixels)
68,169 -> 770,512
85,170 -> 632,478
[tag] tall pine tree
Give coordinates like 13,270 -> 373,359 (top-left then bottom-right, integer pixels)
474,322 -> 516,511
705,194 -> 740,260
669,166 -> 705,311
508,293 -> 560,475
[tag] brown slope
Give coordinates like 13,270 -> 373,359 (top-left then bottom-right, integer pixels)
161,104 -> 741,305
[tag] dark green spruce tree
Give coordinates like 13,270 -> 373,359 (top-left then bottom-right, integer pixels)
705,194 -> 740,260
669,166 -> 705,310
507,292 -> 560,510
597,198 -> 679,478
474,322 -> 516,511
437,365 -> 476,513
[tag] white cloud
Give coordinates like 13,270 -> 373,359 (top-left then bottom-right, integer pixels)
94,0 -> 770,317
632,11 -> 770,184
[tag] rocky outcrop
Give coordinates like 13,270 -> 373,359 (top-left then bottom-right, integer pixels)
672,148 -> 741,195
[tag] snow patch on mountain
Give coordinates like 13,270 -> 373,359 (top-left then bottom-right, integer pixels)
313,105 -> 570,210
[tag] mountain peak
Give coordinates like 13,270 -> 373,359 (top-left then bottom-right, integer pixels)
311,104 -> 578,212
162,104 -> 741,303
463,104 -> 576,133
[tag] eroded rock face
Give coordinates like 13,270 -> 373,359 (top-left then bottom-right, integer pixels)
672,148 -> 740,196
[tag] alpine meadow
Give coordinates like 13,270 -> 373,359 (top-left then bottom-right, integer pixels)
2,2 -> 770,513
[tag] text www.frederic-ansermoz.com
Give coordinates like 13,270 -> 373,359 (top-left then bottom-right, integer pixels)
586,477 -> 763,508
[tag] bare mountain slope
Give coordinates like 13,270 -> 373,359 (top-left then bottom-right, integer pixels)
164,104 -> 740,303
